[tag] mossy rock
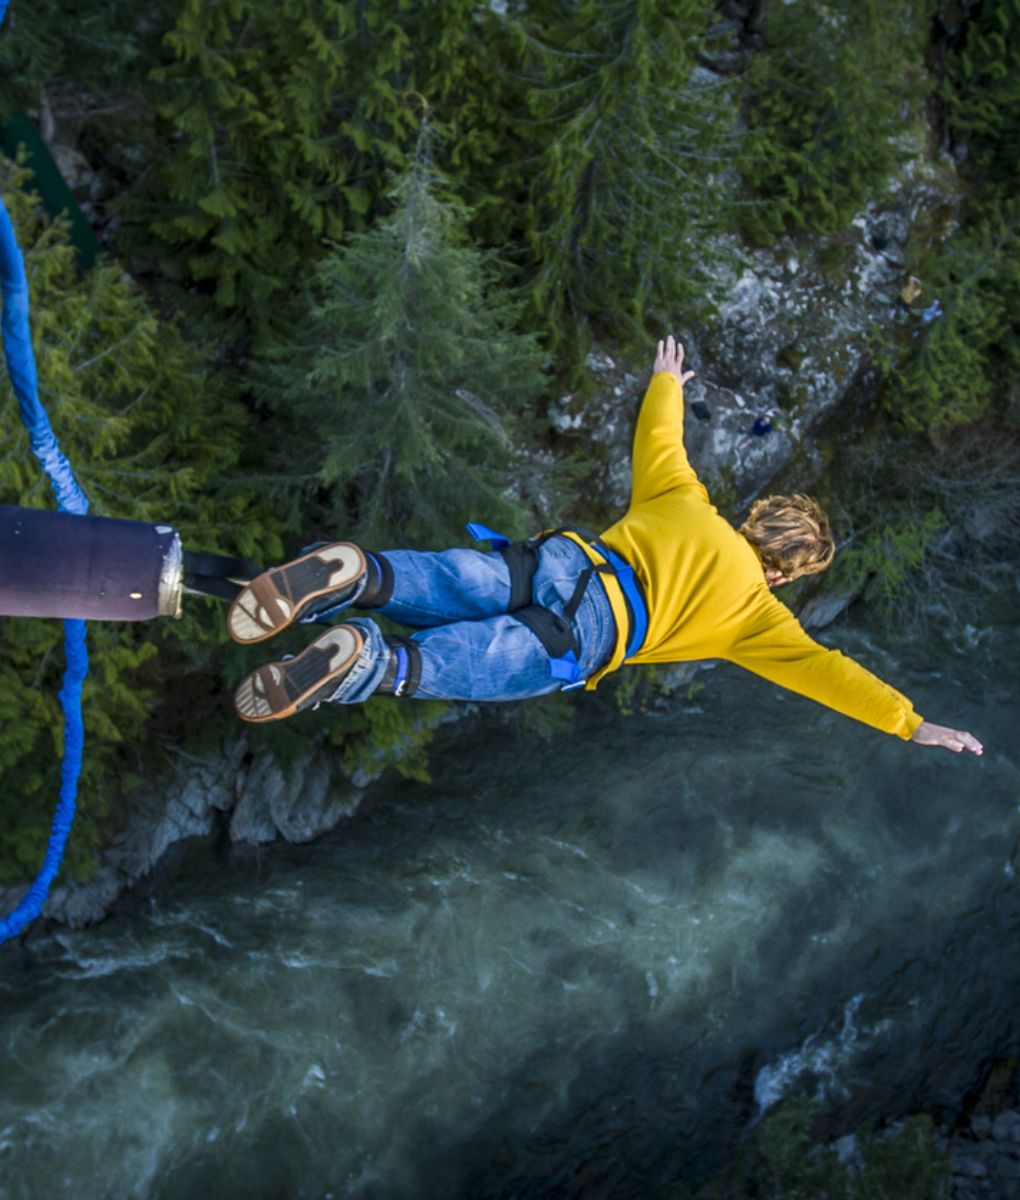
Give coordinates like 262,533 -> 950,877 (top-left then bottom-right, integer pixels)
815,235 -> 857,282
667,1100 -> 950,1199
777,343 -> 806,373
775,383 -> 810,413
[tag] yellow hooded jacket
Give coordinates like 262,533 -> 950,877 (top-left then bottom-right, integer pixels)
565,372 -> 923,740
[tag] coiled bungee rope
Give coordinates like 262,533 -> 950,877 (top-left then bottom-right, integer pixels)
0,24 -> 91,941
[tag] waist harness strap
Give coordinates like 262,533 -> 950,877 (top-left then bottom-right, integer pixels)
466,522 -> 648,689
593,543 -> 647,659
513,605 -> 576,657
466,524 -> 542,616
535,527 -> 648,660
499,540 -> 539,613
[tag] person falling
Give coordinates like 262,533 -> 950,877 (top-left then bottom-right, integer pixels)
229,336 -> 982,757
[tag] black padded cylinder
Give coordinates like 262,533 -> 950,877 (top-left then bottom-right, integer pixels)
0,504 -> 181,621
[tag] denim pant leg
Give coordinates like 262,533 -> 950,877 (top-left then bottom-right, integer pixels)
327,537 -> 618,704
373,547 -> 511,627
304,547 -> 511,629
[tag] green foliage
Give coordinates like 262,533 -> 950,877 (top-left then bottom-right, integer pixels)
612,662 -> 682,716
816,424 -> 1020,630
497,0 -> 737,369
0,166 -> 281,881
398,3 -> 516,208
0,0 -> 156,118
834,0 -> 1020,625
894,1 -> 1020,433
831,507 -> 948,613
942,0 -> 1020,191
876,198 -> 1020,432
674,1099 -> 949,1199
122,0 -> 741,371
331,696 -> 447,786
507,689 -> 578,744
258,130 -> 547,548
741,0 -> 931,241
124,0 -> 417,342
101,0 -> 537,351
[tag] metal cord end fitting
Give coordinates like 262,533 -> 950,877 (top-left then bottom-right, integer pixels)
157,526 -> 183,619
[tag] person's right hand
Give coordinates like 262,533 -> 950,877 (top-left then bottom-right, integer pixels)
653,334 -> 695,386
910,721 -> 984,755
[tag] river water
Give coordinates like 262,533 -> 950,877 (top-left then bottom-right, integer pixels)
1,608 -> 1018,1199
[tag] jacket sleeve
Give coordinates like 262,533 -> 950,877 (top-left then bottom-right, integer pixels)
726,596 -> 924,740
630,372 -> 709,507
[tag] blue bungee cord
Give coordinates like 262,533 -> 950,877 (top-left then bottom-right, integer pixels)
0,5 -> 92,941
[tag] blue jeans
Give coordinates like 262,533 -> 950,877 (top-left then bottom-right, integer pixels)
323,536 -> 618,704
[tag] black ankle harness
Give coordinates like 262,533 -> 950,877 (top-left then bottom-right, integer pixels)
378,635 -> 423,698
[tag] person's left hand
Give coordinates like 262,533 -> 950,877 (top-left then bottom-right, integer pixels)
653,334 -> 695,386
909,721 -> 984,755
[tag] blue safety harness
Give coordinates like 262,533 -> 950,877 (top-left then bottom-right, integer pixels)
466,522 -> 648,689
596,542 -> 648,659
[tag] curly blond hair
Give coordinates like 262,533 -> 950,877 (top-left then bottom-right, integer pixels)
739,494 -> 835,581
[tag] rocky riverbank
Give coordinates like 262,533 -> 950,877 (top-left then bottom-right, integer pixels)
0,731 -> 368,929
940,1109 -> 1020,1199
675,1095 -> 1020,1198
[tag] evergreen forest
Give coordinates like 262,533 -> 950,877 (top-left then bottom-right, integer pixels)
1,0 -> 1018,883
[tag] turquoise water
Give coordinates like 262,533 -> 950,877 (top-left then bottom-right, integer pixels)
1,612 -> 1018,1198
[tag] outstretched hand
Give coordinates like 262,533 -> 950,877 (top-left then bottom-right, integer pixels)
910,720 -> 984,756
654,335 -> 695,386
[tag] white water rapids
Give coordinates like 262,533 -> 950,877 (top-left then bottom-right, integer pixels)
1,611 -> 1018,1198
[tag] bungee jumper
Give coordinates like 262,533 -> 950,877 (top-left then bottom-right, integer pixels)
228,336 -> 983,758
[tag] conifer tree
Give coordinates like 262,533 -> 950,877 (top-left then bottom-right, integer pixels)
869,6 -> 1020,434
127,0 -> 420,343
0,166 -> 282,881
128,0 -> 516,347
878,198 -> 1020,433
258,124 -> 546,549
497,0 -> 736,369
942,0 -> 1020,195
398,2 -> 517,213
740,0 -> 931,241
0,0 -> 154,116
865,4 -> 1020,436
